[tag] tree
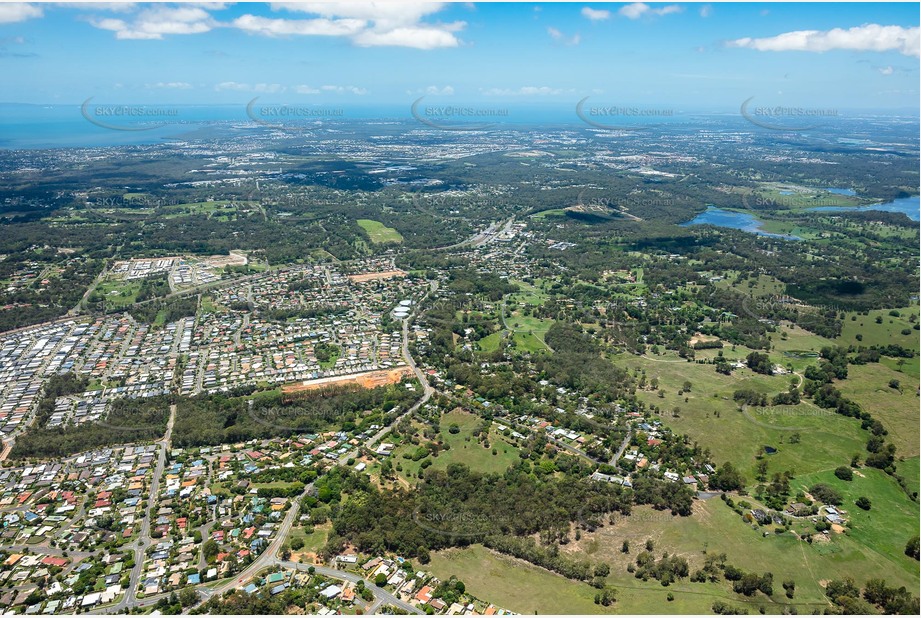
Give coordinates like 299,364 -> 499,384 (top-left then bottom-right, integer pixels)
710,462 -> 746,492
375,573 -> 388,587
855,496 -> 871,510
906,536 -> 920,560
290,537 -> 304,551
178,587 -> 198,607
833,466 -> 853,481
202,539 -> 219,561
809,483 -> 842,505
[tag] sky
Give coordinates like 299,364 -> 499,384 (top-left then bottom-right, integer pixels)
0,1 -> 918,112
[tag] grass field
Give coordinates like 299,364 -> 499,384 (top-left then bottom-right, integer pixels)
428,541 -> 832,614
428,545 -> 610,614
475,332 -> 503,353
357,219 -> 403,244
837,307 -> 920,352
792,467 -> 920,587
393,409 -> 520,480
564,489 -> 918,612
95,279 -> 142,309
835,363 -> 920,457
620,349 -> 868,481
511,331 -> 547,353
288,523 -> 329,555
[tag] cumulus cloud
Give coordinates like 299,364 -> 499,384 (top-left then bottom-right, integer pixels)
82,2 -> 463,48
581,7 -> 610,21
239,2 -> 465,49
232,14 -> 365,37
879,65 -> 894,75
619,3 -> 682,20
700,5 -> 713,18
89,6 -> 216,39
729,24 -> 920,57
0,3 -> 42,24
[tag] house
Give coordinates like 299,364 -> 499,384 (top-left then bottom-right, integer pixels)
415,585 -> 433,603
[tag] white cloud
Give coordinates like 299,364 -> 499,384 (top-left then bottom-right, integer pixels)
425,85 -> 454,95
320,84 -> 367,95
481,86 -> 565,96
295,85 -> 320,94
619,3 -> 682,20
351,25 -> 463,49
581,7 -> 610,21
89,6 -> 216,39
0,3 -> 42,24
729,24 -> 920,57
879,65 -> 894,75
547,26 -> 580,46
700,5 -> 712,18
248,2 -> 464,48
232,14 -> 366,37
148,81 -> 193,89
215,82 -> 286,93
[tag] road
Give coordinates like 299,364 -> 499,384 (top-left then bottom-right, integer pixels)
92,280 -> 440,614
608,429 -> 634,466
196,482 -> 314,604
339,293 -> 436,465
108,403 -> 176,613
279,561 -> 423,614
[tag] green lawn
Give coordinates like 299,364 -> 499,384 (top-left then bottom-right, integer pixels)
475,332 -> 503,353
511,331 -> 547,353
357,219 -> 403,244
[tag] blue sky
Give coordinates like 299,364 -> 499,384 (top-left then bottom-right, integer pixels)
0,2 -> 918,112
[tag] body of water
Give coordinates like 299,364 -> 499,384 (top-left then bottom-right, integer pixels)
810,195 -> 920,222
681,206 -> 800,240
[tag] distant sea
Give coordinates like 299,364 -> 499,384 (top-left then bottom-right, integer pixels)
2,103 -> 919,151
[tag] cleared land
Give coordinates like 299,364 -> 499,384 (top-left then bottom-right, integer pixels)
357,219 -> 403,244
281,366 -> 413,394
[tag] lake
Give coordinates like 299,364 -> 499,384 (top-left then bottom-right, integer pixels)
809,195 -> 920,222
681,206 -> 800,240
